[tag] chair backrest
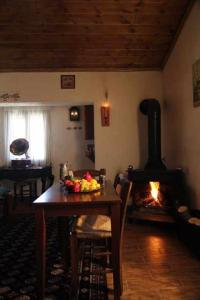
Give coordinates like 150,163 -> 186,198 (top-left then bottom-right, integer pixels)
115,179 -> 132,236
44,174 -> 55,192
113,173 -> 121,189
73,168 -> 106,178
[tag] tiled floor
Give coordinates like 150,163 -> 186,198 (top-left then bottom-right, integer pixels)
107,221 -> 200,300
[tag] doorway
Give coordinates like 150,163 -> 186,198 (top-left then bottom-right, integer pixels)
51,104 -> 95,181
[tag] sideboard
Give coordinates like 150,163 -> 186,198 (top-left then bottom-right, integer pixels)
0,166 -> 53,193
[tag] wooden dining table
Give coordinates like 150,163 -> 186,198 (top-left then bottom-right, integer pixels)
33,181 -> 121,300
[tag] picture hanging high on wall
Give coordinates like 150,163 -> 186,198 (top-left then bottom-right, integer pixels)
193,58 -> 200,107
61,75 -> 75,89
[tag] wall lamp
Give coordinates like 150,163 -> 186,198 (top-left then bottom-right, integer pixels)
69,106 -> 80,121
101,90 -> 110,126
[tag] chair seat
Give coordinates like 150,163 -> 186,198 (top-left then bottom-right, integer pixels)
75,215 -> 111,238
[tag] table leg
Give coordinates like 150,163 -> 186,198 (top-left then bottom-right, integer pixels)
35,207 -> 46,300
57,216 -> 71,269
111,203 -> 121,300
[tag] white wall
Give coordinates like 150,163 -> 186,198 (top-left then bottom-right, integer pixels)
51,106 -> 94,179
163,1 -> 200,208
0,71 -> 163,181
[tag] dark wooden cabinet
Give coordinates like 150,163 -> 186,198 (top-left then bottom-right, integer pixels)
84,105 -> 94,140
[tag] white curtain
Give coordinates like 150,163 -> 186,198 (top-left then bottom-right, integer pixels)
2,107 -> 51,166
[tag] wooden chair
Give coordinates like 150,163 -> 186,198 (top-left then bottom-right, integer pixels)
0,186 -> 12,217
13,174 -> 54,208
13,179 -> 37,208
43,174 -> 55,192
63,169 -> 106,266
69,179 -> 132,298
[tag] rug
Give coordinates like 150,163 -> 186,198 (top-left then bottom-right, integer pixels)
0,215 -> 108,300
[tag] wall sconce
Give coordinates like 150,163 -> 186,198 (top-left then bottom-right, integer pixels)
101,90 -> 110,126
69,106 -> 80,121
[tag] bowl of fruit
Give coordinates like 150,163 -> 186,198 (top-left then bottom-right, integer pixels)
63,172 -> 101,193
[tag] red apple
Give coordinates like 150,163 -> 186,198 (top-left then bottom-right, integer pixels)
73,182 -> 81,192
65,179 -> 73,186
65,179 -> 74,192
83,172 -> 92,182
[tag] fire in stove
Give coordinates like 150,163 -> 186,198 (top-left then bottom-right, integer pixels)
134,181 -> 173,211
141,181 -> 162,208
148,181 -> 161,206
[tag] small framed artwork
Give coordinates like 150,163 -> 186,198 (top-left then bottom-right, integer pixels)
61,75 -> 75,89
192,58 -> 200,107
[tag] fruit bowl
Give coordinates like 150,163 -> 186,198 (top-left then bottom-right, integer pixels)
62,172 -> 101,193
71,187 -> 101,194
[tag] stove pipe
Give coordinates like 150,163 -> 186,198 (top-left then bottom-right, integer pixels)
140,99 -> 166,170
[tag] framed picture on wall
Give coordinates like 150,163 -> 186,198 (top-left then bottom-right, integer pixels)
192,58 -> 200,107
61,75 -> 75,89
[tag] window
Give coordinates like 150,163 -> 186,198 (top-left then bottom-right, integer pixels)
3,108 -> 51,166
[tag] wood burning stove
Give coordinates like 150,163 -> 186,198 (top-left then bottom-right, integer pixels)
128,99 -> 185,222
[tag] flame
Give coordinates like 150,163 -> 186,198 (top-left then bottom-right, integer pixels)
149,181 -> 161,205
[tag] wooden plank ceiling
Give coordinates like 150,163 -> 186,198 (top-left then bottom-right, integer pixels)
0,0 -> 194,71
